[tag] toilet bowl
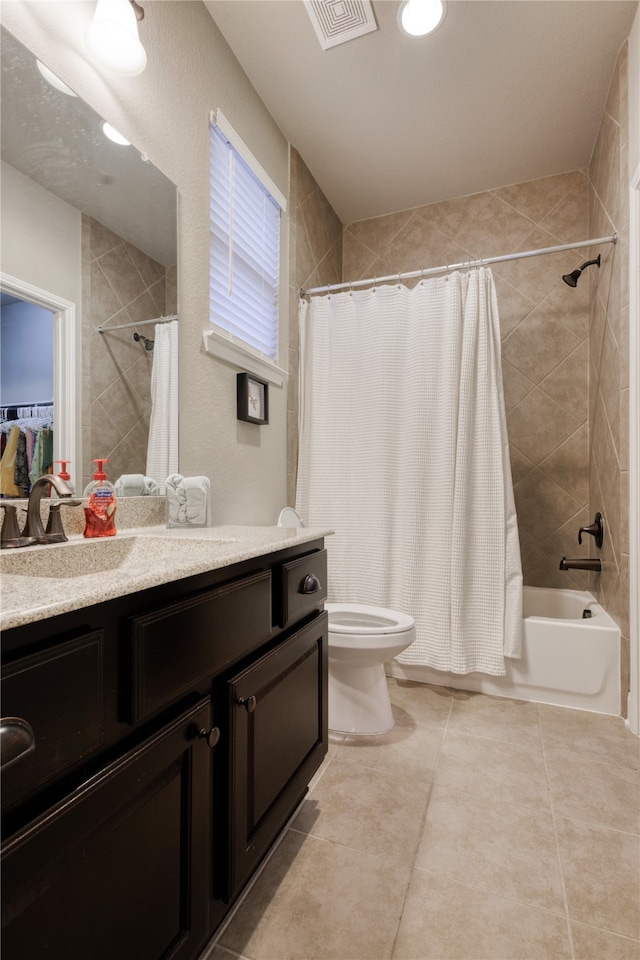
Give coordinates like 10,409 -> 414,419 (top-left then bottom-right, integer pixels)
326,602 -> 416,736
276,509 -> 416,736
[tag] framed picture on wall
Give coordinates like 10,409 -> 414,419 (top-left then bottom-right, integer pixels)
237,373 -> 269,425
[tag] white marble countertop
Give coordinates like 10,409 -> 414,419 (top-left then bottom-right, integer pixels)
0,525 -> 333,632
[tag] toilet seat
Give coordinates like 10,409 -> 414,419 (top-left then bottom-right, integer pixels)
325,602 -> 414,635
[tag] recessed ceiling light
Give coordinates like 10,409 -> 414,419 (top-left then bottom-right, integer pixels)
102,122 -> 130,145
398,0 -> 446,38
36,60 -> 78,96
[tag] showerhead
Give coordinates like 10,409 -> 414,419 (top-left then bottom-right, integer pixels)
562,255 -> 601,287
133,332 -> 154,350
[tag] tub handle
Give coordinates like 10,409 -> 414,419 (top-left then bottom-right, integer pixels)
578,512 -> 604,549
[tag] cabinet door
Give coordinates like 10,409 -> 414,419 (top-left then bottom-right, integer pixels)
1,699 -> 212,960
226,612 -> 328,898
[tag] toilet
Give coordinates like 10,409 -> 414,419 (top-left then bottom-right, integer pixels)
277,509 -> 416,736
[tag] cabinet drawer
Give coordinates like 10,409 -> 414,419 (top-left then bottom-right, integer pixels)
130,570 -> 272,723
1,631 -> 104,811
280,550 -> 327,627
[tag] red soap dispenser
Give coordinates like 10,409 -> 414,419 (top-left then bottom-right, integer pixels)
54,460 -> 75,493
82,458 -> 117,538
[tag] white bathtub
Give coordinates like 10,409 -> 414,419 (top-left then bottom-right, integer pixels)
387,586 -> 621,715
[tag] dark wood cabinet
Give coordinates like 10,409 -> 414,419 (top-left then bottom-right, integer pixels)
2,699 -> 211,960
226,612 -> 328,898
1,538 -> 328,960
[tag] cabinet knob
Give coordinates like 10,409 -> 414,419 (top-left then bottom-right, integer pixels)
301,574 -> 321,595
198,726 -> 220,748
0,717 -> 36,769
237,695 -> 257,713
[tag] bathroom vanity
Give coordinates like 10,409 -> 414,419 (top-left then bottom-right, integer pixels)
0,526 -> 329,960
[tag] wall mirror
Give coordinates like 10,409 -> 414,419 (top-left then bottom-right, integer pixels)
0,26 -> 178,495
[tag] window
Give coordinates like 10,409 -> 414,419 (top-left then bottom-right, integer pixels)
207,111 -> 287,384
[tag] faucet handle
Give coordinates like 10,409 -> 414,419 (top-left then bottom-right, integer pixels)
578,512 -> 604,548
44,499 -> 82,543
0,504 -> 36,549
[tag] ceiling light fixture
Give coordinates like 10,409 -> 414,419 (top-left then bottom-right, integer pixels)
36,60 -> 78,96
102,122 -> 131,145
86,0 -> 147,77
398,0 -> 446,37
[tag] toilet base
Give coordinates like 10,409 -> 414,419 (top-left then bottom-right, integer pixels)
328,661 -> 394,736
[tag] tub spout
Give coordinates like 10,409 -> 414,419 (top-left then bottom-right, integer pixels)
559,557 -> 601,572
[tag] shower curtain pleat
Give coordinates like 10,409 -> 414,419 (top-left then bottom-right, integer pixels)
146,320 -> 179,492
296,269 -> 522,676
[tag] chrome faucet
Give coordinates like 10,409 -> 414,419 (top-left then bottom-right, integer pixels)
21,475 -> 80,544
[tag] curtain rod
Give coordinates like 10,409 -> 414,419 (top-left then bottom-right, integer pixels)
98,314 -> 178,334
301,234 -> 618,297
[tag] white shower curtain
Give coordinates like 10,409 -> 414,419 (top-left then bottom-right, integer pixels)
296,269 -> 522,676
146,319 -> 179,491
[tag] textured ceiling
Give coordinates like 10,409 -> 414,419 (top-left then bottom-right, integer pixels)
205,0 -> 638,224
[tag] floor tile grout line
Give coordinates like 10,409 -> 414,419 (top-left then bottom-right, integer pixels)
388,688 -> 454,960
410,862 -> 571,921
538,703 -> 576,960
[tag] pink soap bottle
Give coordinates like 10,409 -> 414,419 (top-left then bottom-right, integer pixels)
82,459 -> 117,538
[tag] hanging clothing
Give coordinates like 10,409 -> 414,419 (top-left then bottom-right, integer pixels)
0,425 -> 24,497
14,430 -> 30,497
296,268 -> 522,676
146,320 -> 179,492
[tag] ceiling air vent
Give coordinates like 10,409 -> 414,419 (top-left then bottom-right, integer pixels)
303,0 -> 378,50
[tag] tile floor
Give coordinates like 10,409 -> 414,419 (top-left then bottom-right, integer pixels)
209,680 -> 640,960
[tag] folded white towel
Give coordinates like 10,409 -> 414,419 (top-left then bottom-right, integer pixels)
165,474 -> 210,526
114,474 -> 161,497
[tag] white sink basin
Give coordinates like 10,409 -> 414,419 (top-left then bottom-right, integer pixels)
0,535 -> 238,579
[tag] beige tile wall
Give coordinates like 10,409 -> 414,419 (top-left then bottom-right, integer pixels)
588,42 -> 631,710
287,147 -> 343,505
342,171 -> 593,590
81,217 -> 176,492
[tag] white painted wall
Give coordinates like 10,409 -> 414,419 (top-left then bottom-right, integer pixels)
1,0 -> 289,524
0,160 -> 82,307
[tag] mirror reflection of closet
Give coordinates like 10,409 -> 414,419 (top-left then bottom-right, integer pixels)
0,26 -> 178,496
0,295 -> 54,497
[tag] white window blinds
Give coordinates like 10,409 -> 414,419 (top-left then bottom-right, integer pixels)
209,118 -> 283,363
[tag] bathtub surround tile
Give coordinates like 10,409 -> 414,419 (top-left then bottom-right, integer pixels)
502,302 -> 582,386
513,468 -> 582,544
539,342 -> 589,423
434,730 -> 550,810
392,871 -> 571,960
291,758 -> 429,867
570,922 -> 640,960
414,785 -> 564,913
501,360 -> 535,414
493,170 -> 587,226
540,425 -> 589,507
219,831 -> 410,960
555,816 -> 640,940
543,743 -> 640,834
508,389 -> 582,464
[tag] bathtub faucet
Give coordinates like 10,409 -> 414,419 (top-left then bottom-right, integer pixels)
559,557 -> 602,572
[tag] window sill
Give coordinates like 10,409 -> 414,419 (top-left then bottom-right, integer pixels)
202,328 -> 288,387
